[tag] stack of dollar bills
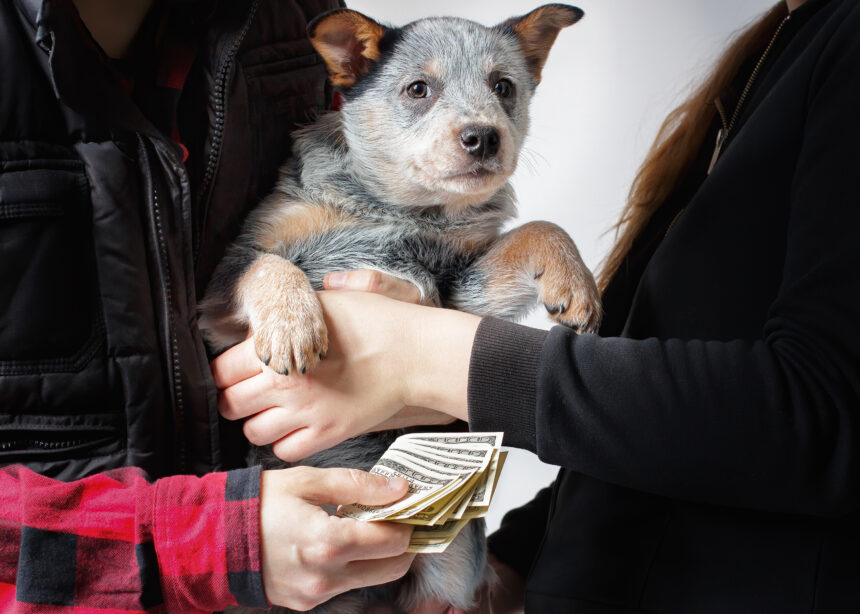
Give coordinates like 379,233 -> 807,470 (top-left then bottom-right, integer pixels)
338,432 -> 507,553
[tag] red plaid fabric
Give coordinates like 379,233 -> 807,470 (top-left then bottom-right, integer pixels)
0,465 -> 267,613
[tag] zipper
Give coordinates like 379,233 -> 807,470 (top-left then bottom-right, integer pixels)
138,133 -> 188,472
151,182 -> 187,473
0,433 -> 98,452
0,439 -> 86,451
664,207 -> 685,239
194,0 -> 262,265
708,13 -> 790,175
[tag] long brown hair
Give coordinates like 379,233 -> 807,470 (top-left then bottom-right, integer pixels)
597,3 -> 788,292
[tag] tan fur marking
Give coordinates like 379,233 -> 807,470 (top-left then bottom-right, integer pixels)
361,106 -> 389,143
310,10 -> 387,88
481,221 -> 601,331
447,224 -> 497,254
423,59 -> 442,81
255,203 -> 357,253
504,5 -> 581,83
237,253 -> 328,374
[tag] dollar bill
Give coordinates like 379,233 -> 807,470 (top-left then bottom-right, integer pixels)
380,451 -> 478,522
407,442 -> 492,463
393,470 -> 482,525
399,432 -> 503,448
407,518 -> 471,553
339,432 -> 507,552
391,445 -> 487,471
338,456 -> 461,521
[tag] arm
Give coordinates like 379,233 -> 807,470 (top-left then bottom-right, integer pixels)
467,25 -> 860,515
0,464 -> 266,613
0,463 -> 413,613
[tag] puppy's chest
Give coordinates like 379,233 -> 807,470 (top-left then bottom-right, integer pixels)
278,217 -> 489,293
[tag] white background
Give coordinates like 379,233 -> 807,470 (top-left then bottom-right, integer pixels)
346,0 -> 776,532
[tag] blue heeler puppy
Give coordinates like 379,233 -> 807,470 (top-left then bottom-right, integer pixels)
202,5 -> 598,613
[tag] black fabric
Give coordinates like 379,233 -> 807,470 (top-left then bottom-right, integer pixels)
228,570 -> 267,609
471,0 -> 860,611
0,0 -> 342,480
17,527 -> 77,605
135,541 -> 164,610
485,486 -> 553,580
468,317 -> 546,451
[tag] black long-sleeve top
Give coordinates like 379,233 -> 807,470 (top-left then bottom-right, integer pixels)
467,0 -> 860,611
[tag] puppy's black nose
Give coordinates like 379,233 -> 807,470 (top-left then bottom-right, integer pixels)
459,125 -> 500,158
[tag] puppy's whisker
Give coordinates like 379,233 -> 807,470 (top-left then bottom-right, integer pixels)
519,146 -> 547,175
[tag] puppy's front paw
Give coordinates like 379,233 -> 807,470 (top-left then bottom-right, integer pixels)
537,257 -> 601,333
240,254 -> 329,375
252,291 -> 328,375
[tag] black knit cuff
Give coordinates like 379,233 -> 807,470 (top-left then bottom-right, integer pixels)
467,317 -> 548,451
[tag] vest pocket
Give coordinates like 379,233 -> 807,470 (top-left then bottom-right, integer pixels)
0,412 -> 122,463
0,160 -> 102,370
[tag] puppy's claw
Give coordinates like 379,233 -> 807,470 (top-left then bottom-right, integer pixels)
536,255 -> 602,334
249,283 -> 329,377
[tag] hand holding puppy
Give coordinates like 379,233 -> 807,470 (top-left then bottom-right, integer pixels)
211,271 -> 476,462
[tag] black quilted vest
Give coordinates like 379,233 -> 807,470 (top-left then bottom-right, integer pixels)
0,0 -> 340,479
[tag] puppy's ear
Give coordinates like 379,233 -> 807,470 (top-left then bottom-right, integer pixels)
499,4 -> 583,84
308,9 -> 388,89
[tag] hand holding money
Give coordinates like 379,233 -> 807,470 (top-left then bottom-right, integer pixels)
338,432 -> 508,553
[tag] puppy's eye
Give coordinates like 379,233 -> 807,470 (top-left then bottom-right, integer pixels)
494,78 -> 514,98
407,81 -> 430,99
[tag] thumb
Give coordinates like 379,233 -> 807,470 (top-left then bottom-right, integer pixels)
288,466 -> 409,507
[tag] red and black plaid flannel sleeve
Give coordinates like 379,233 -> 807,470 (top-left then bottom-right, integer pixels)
0,464 -> 268,613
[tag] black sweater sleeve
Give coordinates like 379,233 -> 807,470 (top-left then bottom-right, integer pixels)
469,14 -> 860,517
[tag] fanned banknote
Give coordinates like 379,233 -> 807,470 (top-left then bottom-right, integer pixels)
338,432 -> 507,552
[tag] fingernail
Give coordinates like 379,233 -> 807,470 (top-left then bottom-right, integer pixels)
325,272 -> 347,289
387,476 -> 408,491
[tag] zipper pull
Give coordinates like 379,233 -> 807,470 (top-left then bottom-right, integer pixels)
708,97 -> 730,175
707,127 -> 728,175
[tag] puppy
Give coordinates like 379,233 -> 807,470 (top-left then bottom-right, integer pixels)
201,5 -> 599,613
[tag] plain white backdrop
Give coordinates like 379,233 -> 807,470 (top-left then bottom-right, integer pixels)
346,0 -> 777,532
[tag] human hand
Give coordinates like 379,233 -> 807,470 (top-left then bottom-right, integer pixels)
260,466 -> 415,610
323,269 -> 426,304
212,274 -> 478,460
324,270 -> 457,432
213,290 -> 421,460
